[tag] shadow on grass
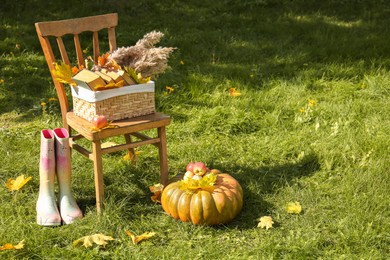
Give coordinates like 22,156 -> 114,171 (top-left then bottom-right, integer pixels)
214,152 -> 320,229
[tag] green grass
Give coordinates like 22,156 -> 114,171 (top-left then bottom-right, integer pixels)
1,0 -> 390,259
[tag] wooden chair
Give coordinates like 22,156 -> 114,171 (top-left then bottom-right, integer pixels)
35,13 -> 170,213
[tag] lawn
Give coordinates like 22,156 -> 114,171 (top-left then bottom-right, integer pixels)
1,0 -> 389,259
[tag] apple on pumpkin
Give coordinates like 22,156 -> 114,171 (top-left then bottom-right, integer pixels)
183,171 -> 194,181
192,162 -> 208,176
186,162 -> 195,172
92,115 -> 108,129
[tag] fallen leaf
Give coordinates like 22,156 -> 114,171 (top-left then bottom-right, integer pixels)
228,88 -> 241,97
257,216 -> 274,230
149,183 -> 164,203
5,175 -> 32,191
125,230 -> 156,244
73,234 -> 114,248
0,240 -> 25,250
286,201 -> 302,214
122,149 -> 142,161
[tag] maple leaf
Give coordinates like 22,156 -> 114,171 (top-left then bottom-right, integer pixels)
257,216 -> 274,230
94,80 -> 125,91
51,62 -> 76,86
0,240 -> 25,251
5,175 -> 32,191
124,67 -> 150,84
98,53 -> 110,67
228,88 -> 241,97
125,230 -> 156,245
178,173 -> 217,192
73,234 -> 114,248
149,183 -> 164,203
286,201 -> 302,214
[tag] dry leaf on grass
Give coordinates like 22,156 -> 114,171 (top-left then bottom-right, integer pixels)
73,234 -> 114,248
0,240 -> 24,250
286,202 -> 302,214
125,230 -> 156,244
149,183 -> 164,203
5,175 -> 31,191
257,216 -> 274,230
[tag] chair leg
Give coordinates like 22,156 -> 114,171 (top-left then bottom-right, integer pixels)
92,140 -> 104,213
124,134 -> 136,165
157,127 -> 169,186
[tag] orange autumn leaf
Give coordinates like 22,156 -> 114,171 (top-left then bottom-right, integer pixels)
71,65 -> 84,75
5,175 -> 32,191
228,88 -> 241,97
125,230 -> 156,245
0,240 -> 25,250
149,183 -> 164,203
98,53 -> 110,67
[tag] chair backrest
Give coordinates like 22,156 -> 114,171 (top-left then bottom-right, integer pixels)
35,13 -> 118,128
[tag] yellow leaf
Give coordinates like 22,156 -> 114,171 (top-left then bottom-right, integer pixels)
177,173 -> 217,193
122,149 -> 141,161
125,231 -> 156,245
165,86 -> 174,93
51,62 -> 76,86
149,183 -> 164,203
94,80 -> 125,91
228,88 -> 241,97
286,201 -> 302,214
257,216 -> 274,230
5,175 -> 32,191
0,240 -> 25,251
124,67 -> 150,84
73,234 -> 114,248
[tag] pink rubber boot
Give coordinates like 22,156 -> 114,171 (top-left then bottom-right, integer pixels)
54,128 -> 83,224
36,129 -> 62,226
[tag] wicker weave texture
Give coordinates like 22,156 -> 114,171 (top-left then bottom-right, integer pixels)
73,92 -> 155,122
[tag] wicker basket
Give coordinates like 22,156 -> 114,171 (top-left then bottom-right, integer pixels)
71,82 -> 155,122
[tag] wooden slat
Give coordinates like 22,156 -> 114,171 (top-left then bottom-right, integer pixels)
35,13 -> 118,37
73,34 -> 84,68
108,27 -> 116,51
131,132 -> 159,147
101,138 -> 160,155
66,112 -> 171,140
92,31 -> 100,63
56,37 -> 70,64
69,139 -> 91,159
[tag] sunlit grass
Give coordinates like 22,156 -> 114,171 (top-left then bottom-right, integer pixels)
1,0 -> 390,259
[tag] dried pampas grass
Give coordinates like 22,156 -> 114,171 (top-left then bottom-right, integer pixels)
110,31 -> 176,79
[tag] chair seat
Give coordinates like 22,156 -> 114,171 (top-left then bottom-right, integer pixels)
66,112 -> 171,140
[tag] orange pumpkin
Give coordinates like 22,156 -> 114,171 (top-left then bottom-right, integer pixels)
161,173 -> 243,225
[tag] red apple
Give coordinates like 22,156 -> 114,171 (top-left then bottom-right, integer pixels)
192,161 -> 208,176
186,162 -> 195,173
92,115 -> 108,129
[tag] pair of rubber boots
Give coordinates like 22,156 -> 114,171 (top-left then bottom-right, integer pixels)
36,128 -> 83,226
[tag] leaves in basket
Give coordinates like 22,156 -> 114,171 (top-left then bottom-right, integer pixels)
51,62 -> 76,86
124,67 -> 150,84
94,80 -> 125,91
97,53 -> 121,71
